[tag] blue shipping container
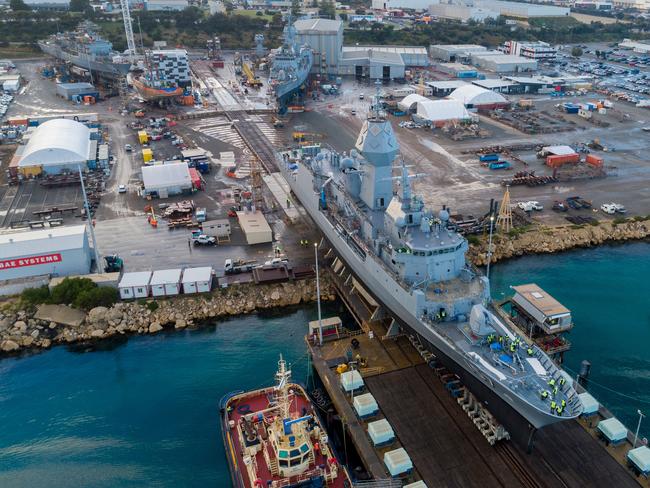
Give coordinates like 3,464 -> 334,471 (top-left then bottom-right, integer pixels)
479,153 -> 500,162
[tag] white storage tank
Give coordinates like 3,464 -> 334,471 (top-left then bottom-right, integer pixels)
340,370 -> 364,393
182,266 -> 213,294
118,271 -> 152,299
384,447 -> 413,477
150,269 -> 182,297
353,393 -> 379,419
597,417 -> 627,445
367,418 -> 395,447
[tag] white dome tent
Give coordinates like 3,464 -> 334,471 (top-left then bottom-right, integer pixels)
397,93 -> 429,112
448,85 -> 508,109
415,99 -> 471,127
18,119 -> 91,175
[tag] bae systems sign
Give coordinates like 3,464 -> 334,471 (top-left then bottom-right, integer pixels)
0,253 -> 62,270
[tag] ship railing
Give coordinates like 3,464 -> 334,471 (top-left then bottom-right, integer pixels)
271,466 -> 330,487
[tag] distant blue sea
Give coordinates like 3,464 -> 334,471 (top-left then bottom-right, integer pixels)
0,243 -> 649,487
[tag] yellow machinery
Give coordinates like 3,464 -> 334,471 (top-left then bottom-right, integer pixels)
292,131 -> 324,143
142,148 -> 153,162
138,130 -> 149,144
242,63 -> 263,88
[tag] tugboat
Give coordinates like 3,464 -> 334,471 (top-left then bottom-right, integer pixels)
221,356 -> 351,488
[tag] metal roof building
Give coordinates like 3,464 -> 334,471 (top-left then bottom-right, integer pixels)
448,85 -> 509,108
471,53 -> 538,73
339,49 -> 405,80
150,269 -> 182,296
342,45 -> 429,67
429,44 -> 487,62
427,80 -> 469,97
0,225 -> 91,280
18,119 -> 91,175
294,19 -> 343,75
475,0 -> 570,18
181,266 -> 213,294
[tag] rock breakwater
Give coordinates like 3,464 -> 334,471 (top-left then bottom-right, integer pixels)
468,219 -> 650,266
0,278 -> 335,356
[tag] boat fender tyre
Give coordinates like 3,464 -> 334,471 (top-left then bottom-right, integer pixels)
236,404 -> 251,414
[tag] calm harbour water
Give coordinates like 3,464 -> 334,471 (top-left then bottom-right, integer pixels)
0,243 -> 649,487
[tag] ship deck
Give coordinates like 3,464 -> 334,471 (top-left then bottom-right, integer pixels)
310,259 -> 644,488
224,387 -> 348,488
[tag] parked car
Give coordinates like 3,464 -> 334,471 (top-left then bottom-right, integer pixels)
118,185 -> 127,193
192,234 -> 216,246
124,144 -> 133,152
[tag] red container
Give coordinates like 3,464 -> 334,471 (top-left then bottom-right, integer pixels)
546,153 -> 580,168
585,154 -> 604,167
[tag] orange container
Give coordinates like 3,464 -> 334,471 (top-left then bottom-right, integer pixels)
546,154 -> 580,168
586,154 -> 604,167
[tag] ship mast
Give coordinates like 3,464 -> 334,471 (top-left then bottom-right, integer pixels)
119,0 -> 137,64
275,355 -> 292,421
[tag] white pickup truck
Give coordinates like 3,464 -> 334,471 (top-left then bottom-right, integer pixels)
517,201 -> 544,212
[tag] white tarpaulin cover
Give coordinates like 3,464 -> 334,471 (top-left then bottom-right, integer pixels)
416,99 -> 470,123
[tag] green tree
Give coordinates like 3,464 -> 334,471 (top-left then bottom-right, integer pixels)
291,0 -> 301,17
319,0 -> 335,19
10,0 -> 30,11
69,0 -> 90,12
571,46 -> 583,57
74,287 -> 119,310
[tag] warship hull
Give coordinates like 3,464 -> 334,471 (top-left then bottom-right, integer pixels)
282,161 -> 571,432
132,77 -> 184,102
38,41 -> 131,79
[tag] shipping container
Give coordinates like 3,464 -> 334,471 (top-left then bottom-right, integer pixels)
546,153 -> 580,168
585,154 -> 604,167
479,153 -> 500,162
138,130 -> 149,144
142,148 -> 153,162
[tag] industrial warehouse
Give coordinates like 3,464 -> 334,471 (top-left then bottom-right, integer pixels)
0,225 -> 92,282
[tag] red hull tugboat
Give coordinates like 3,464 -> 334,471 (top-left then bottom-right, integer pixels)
221,356 -> 351,488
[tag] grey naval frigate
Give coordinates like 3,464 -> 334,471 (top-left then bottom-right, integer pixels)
268,19 -> 313,114
279,85 -> 583,429
38,21 -> 131,79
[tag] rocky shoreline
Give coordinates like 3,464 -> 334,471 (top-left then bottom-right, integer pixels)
0,278 -> 336,357
468,219 -> 650,266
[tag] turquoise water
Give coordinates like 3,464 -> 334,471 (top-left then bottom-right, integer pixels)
0,305 -> 341,488
1,244 -> 649,487
491,242 -> 650,439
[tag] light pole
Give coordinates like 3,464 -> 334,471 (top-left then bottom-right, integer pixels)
486,215 -> 495,282
78,164 -> 101,274
634,409 -> 646,448
314,242 -> 323,346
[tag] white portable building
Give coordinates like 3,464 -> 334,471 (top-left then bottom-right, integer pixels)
182,266 -> 213,294
142,162 -> 192,198
628,446 -> 650,476
353,392 -> 379,419
384,448 -> 413,477
578,392 -> 599,416
150,268 -> 182,297
236,211 -> 273,245
118,271 -> 152,299
340,370 -> 364,392
404,482 -> 428,488
597,417 -> 627,444
3,79 -> 20,92
367,418 -> 395,447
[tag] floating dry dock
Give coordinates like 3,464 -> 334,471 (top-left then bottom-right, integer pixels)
307,254 -> 645,487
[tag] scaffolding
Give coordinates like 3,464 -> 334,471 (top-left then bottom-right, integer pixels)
496,185 -> 512,233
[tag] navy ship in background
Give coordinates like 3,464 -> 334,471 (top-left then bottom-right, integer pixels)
268,19 -> 312,114
38,21 -> 131,79
280,84 -> 583,431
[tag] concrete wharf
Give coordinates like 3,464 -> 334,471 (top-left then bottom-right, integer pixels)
309,251 -> 644,488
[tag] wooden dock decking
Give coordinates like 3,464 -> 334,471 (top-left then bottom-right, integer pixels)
312,258 -> 646,488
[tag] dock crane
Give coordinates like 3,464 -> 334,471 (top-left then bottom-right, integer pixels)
119,0 -> 137,64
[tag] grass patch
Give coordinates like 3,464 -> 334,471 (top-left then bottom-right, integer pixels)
612,217 -> 628,226
588,220 -> 600,226
0,45 -> 43,59
570,224 -> 585,230
466,235 -> 480,245
232,10 -> 273,20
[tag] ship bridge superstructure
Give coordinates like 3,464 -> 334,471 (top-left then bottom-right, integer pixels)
279,82 -> 582,428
